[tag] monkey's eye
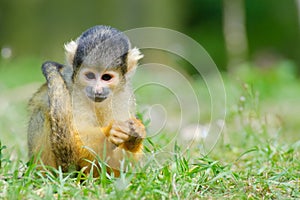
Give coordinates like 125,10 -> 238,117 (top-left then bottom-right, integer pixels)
85,72 -> 96,80
101,74 -> 113,81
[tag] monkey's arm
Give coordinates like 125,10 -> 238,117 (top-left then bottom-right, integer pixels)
42,61 -> 80,172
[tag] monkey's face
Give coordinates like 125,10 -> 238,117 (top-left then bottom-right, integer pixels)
77,67 -> 121,103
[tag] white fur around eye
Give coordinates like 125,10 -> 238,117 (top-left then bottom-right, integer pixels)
102,71 -> 119,82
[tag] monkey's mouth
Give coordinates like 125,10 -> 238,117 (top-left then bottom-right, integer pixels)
85,87 -> 110,103
87,95 -> 108,102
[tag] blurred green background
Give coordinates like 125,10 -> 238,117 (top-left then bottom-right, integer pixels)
0,0 -> 300,158
1,0 -> 299,69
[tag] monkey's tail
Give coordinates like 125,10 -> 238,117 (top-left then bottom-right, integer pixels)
42,61 -> 78,172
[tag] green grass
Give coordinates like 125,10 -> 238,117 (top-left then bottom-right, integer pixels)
0,58 -> 299,199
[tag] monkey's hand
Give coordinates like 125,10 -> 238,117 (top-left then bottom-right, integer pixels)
103,118 -> 146,152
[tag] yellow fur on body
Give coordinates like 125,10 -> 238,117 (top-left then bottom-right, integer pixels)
28,84 -> 144,176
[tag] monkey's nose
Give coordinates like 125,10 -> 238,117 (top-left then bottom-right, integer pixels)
94,90 -> 103,96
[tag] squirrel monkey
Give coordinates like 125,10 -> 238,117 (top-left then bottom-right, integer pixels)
27,25 -> 145,176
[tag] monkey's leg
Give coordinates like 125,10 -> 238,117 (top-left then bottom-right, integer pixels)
42,61 -> 80,172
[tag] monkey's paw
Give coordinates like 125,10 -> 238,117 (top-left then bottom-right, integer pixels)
107,118 -> 146,152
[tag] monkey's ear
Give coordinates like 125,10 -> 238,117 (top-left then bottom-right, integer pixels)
64,40 -> 78,66
127,48 -> 143,73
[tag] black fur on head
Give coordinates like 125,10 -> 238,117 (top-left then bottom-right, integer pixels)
73,25 -> 131,78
